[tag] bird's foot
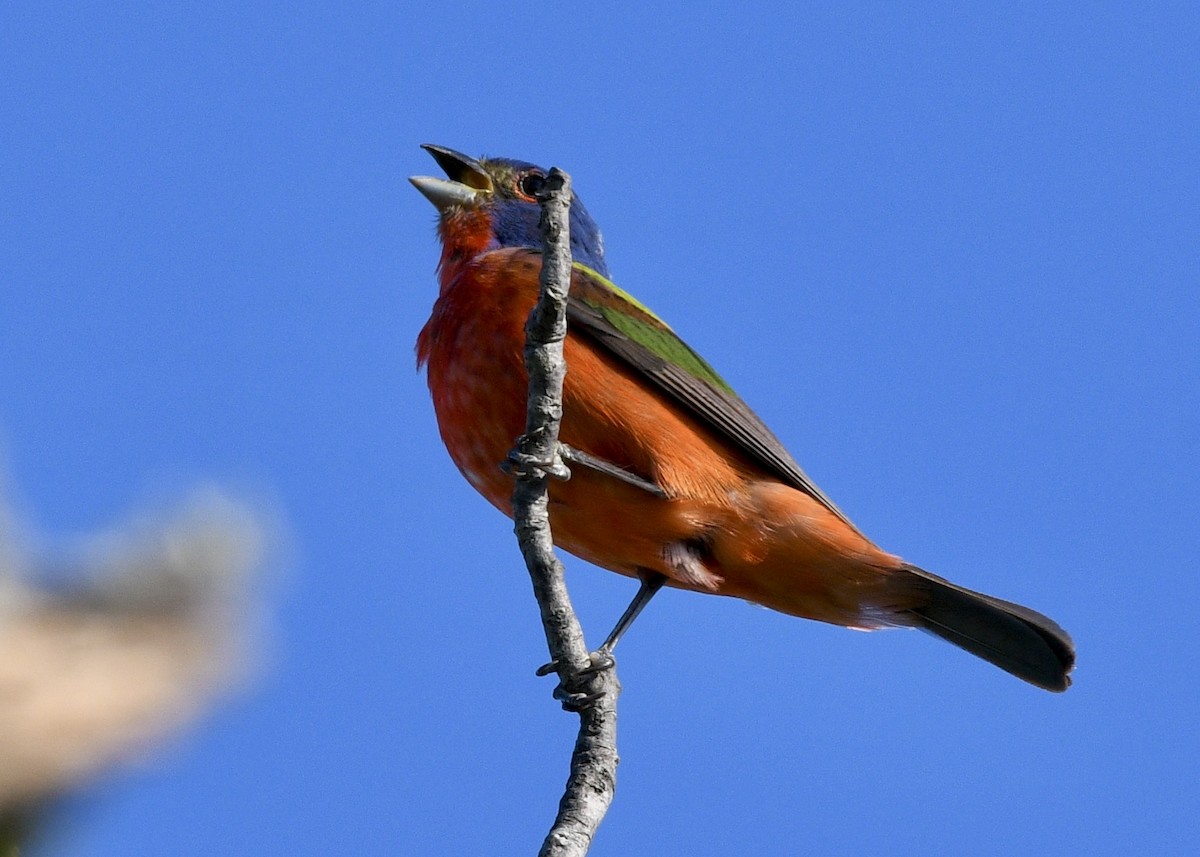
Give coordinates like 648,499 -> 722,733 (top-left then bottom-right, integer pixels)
501,434 -> 571,481
536,649 -> 616,712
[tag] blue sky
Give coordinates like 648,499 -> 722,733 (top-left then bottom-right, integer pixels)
2,2 -> 1197,855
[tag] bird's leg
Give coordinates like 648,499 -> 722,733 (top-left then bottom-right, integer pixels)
537,570 -> 667,710
505,440 -> 669,498
598,570 -> 668,654
559,444 -> 667,498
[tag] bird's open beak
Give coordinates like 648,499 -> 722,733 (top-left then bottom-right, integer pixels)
409,144 -> 493,211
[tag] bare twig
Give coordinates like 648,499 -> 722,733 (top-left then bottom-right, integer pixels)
508,169 -> 618,857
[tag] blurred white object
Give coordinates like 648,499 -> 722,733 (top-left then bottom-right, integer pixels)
0,487 -> 268,813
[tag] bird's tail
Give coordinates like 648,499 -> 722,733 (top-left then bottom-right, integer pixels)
896,564 -> 1075,692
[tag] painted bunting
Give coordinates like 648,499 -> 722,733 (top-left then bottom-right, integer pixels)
411,144 -> 1074,691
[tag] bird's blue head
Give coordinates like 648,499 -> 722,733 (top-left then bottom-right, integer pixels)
410,144 -> 608,277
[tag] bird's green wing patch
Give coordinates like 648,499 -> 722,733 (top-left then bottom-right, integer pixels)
566,262 -> 860,533
572,263 -> 733,395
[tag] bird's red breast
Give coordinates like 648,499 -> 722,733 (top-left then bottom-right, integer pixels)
418,247 -> 911,628
410,144 -> 1074,691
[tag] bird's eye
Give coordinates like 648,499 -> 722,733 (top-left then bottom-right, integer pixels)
518,172 -> 546,199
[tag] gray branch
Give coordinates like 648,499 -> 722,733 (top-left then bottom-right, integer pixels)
508,168 -> 619,857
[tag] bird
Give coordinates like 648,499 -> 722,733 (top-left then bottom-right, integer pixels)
410,144 -> 1074,692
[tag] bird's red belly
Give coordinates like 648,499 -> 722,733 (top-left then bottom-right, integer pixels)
425,326 -> 708,580
418,258 -> 906,627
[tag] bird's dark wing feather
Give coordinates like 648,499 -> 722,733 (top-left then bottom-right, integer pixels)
566,261 -> 861,534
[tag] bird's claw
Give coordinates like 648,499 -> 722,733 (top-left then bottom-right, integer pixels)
502,441 -> 571,481
555,685 -> 606,712
578,649 -> 616,677
538,649 -> 616,711
536,649 -> 614,678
